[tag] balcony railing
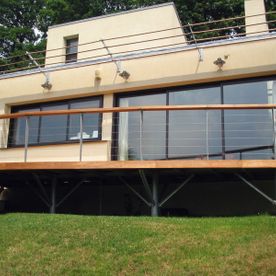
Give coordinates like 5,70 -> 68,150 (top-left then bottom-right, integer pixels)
0,11 -> 275,75
1,104 -> 276,163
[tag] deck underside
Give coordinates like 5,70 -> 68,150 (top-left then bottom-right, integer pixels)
0,160 -> 276,171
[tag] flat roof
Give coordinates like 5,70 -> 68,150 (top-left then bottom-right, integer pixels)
49,2 -> 178,30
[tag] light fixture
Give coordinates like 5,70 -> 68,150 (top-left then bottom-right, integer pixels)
95,69 -> 102,81
119,70 -> 130,80
41,79 -> 52,90
213,57 -> 226,70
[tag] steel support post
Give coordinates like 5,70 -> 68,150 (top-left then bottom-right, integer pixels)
24,116 -> 29,162
274,170 -> 276,208
50,177 -> 57,214
138,170 -> 153,204
151,173 -> 159,217
139,110 -> 143,160
79,113 -> 83,162
99,181 -> 103,215
206,110 -> 209,160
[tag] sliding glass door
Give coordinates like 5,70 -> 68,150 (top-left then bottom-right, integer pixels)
116,77 -> 276,161
118,93 -> 166,160
223,80 -> 274,159
168,86 -> 222,159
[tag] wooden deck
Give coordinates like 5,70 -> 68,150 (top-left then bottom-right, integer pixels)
0,160 -> 276,171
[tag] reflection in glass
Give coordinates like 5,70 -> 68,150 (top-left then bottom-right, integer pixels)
9,97 -> 102,146
10,107 -> 40,146
40,104 -> 68,143
224,80 -> 274,159
69,99 -> 101,141
118,93 -> 166,160
168,87 -> 222,159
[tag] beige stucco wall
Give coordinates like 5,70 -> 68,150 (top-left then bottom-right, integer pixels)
0,141 -> 110,162
45,3 -> 185,66
1,37 -> 275,104
245,0 -> 268,35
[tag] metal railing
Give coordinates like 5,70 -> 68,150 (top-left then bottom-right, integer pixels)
1,104 -> 276,163
0,11 -> 275,75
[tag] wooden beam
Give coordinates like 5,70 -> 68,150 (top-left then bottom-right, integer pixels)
0,160 -> 276,170
1,104 -> 276,119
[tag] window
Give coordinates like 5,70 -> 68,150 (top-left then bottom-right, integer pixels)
116,77 -> 276,161
9,96 -> 102,147
168,86 -> 222,159
223,80 -> 274,159
118,93 -> 166,160
65,37 -> 78,63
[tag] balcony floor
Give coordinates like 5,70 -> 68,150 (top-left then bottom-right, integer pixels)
0,160 -> 276,171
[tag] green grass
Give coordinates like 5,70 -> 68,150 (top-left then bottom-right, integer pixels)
0,214 -> 276,275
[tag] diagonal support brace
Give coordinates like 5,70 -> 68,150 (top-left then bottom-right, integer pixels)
139,170 -> 154,204
236,173 -> 276,206
32,173 -> 50,202
119,176 -> 152,207
26,180 -> 50,208
56,179 -> 84,208
159,174 -> 194,207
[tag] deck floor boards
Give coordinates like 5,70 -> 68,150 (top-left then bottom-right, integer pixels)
0,160 -> 276,170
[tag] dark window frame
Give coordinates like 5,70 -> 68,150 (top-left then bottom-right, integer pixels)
8,95 -> 103,148
65,36 -> 79,63
114,75 -> 276,161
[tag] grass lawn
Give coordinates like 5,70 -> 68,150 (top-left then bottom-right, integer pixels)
0,214 -> 275,275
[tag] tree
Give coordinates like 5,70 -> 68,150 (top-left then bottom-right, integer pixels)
0,0 -> 45,56
0,0 -> 46,72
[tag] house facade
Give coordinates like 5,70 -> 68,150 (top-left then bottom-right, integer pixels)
0,1 -> 276,216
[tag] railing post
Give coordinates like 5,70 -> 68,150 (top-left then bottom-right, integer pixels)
272,108 -> 276,159
79,113 -> 83,162
206,110 -> 209,160
24,116 -> 29,162
139,110 -> 143,160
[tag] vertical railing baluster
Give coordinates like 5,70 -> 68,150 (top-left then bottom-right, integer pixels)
139,110 -> 143,160
24,116 -> 29,162
79,113 -> 83,162
206,110 -> 209,160
271,108 -> 276,160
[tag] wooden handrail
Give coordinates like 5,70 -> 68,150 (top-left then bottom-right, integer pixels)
1,104 -> 276,120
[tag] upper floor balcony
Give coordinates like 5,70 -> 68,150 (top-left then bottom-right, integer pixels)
1,101 -> 276,170
0,2 -> 276,170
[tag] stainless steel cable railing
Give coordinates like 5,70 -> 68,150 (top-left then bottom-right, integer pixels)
1,104 -> 276,163
0,11 -> 275,75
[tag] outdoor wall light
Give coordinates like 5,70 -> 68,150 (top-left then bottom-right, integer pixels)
213,57 -> 226,70
95,69 -> 102,81
119,70 -> 130,80
41,79 -> 52,90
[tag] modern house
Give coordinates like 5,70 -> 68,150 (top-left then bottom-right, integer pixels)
0,0 -> 276,216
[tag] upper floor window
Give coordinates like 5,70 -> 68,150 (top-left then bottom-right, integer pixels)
9,96 -> 102,147
65,37 -> 78,63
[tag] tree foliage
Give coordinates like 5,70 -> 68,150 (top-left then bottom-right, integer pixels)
0,0 -> 275,70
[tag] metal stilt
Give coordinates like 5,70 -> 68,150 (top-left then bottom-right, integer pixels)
274,170 -> 276,201
50,177 -> 57,214
151,173 -> 159,217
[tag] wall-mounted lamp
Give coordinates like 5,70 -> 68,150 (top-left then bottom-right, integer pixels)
41,77 -> 52,90
95,69 -> 102,81
213,57 -> 226,70
119,70 -> 130,80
